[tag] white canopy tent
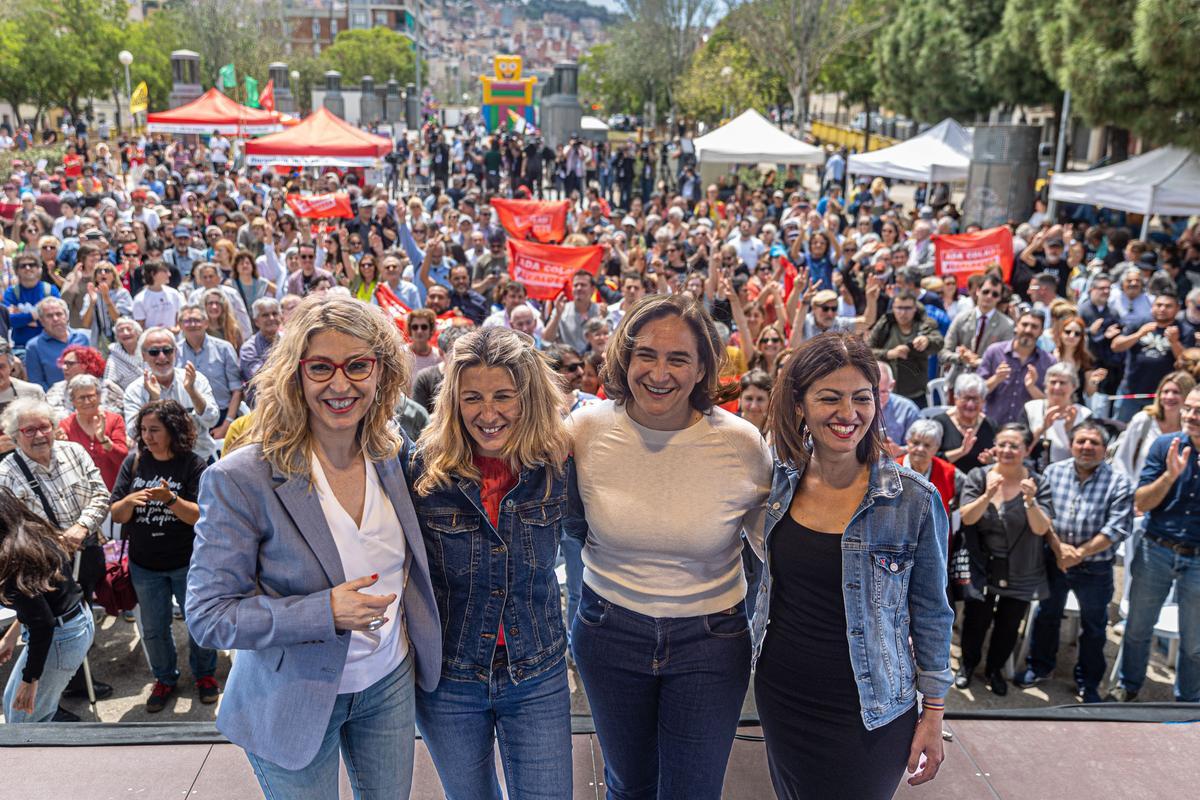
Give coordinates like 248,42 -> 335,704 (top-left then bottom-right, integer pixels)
846,118 -> 972,183
1049,146 -> 1200,237
694,109 -> 823,165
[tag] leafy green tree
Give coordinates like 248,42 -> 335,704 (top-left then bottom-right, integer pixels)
579,42 -> 660,115
319,27 -> 419,86
875,0 -> 997,122
162,0 -> 287,95
727,0 -> 883,124
121,13 -> 186,114
676,26 -> 786,123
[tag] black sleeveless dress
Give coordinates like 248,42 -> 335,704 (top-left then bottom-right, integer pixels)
754,514 -> 917,800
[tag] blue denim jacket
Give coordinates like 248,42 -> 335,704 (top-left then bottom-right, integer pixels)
406,453 -> 567,685
750,456 -> 954,731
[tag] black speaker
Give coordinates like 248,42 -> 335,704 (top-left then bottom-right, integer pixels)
963,125 -> 1041,229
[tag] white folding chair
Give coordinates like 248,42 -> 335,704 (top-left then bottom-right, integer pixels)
926,378 -> 948,408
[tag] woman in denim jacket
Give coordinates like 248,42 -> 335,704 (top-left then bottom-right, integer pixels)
407,326 -> 573,800
752,332 -> 954,799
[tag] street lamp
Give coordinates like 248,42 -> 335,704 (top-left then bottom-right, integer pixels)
118,50 -> 134,134
720,66 -> 733,120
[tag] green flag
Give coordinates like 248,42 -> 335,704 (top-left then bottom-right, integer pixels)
219,63 -> 236,89
245,76 -> 259,108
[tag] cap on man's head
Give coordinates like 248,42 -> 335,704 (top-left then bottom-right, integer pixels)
812,289 -> 839,306
621,215 -> 636,226
173,226 -> 191,238
130,189 -> 147,200
919,205 -> 934,219
1045,237 -> 1064,248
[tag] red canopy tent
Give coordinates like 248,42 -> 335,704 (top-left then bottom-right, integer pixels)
146,88 -> 283,135
244,107 -> 392,167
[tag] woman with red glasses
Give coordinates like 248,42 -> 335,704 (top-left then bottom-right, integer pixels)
187,295 -> 442,798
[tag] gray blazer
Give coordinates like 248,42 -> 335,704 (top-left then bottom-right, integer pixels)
186,442 -> 441,771
940,308 -> 1015,387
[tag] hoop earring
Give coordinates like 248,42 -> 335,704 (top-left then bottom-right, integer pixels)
800,419 -> 813,451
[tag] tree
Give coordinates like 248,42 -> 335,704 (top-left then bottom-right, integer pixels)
616,0 -> 718,118
728,0 -> 885,125
121,13 -> 186,114
162,0 -> 287,94
1045,0 -> 1199,151
319,27 -> 419,86
676,26 -> 787,123
579,42 -> 660,115
876,0 -> 999,123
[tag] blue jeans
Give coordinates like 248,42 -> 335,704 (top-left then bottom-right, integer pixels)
1027,558 -> 1114,691
3,607 -> 94,723
572,583 -> 751,800
129,561 -> 216,686
416,656 -> 572,800
1120,536 -> 1200,701
249,653 -> 417,800
560,533 -> 584,649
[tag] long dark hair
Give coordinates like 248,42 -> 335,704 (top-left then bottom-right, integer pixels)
767,332 -> 885,469
0,489 -> 67,601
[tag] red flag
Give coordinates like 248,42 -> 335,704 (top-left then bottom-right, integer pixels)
491,198 -> 570,243
375,282 -> 412,339
259,79 -> 276,113
933,226 -> 1014,284
507,239 -> 603,300
286,192 -> 354,219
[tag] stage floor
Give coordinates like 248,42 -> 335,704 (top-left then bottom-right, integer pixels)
2,718 -> 1198,799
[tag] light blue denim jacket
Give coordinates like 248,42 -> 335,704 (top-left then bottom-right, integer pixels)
750,456 -> 954,731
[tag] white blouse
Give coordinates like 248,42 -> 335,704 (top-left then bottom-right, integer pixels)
311,454 -> 408,693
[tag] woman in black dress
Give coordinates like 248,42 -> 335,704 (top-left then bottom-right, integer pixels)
752,333 -> 955,799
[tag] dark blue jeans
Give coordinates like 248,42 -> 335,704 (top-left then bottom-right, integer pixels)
572,583 -> 750,800
1026,558 -> 1114,691
129,561 -> 216,686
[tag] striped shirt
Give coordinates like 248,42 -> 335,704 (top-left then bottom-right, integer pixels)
1043,459 -> 1133,563
0,441 -> 110,535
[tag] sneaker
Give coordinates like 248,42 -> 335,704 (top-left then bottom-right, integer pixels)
146,681 -> 175,713
954,665 -> 975,690
1105,686 -> 1138,703
122,610 -> 136,623
1013,669 -> 1045,689
1081,688 -> 1103,704
196,676 -> 220,705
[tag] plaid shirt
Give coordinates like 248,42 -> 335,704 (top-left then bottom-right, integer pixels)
1043,458 -> 1133,563
0,441 -> 110,536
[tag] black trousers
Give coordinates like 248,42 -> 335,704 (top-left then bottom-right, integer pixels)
960,592 -> 1031,674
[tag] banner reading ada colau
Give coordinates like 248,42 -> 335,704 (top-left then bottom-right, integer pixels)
286,192 -> 354,219
507,239 -> 603,300
933,226 -> 1013,283
491,198 -> 570,243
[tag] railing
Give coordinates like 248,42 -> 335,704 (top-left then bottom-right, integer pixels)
809,120 -> 899,152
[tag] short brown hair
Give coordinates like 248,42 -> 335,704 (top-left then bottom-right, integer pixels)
767,332 -> 884,469
602,294 -> 735,413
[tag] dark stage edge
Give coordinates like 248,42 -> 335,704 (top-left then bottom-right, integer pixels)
3,717 -> 1200,799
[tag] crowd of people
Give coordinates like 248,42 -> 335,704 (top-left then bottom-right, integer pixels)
1,114 -> 1199,799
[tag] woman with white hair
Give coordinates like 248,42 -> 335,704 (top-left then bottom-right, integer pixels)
102,317 -> 145,390
901,419 -> 961,519
1019,362 -> 1092,466
934,373 -> 996,473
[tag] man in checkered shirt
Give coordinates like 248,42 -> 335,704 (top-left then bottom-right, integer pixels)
1014,419 -> 1132,702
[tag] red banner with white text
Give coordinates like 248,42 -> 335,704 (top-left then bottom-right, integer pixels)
933,226 -> 1013,283
491,198 -> 570,243
286,192 -> 354,219
507,239 -> 603,300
